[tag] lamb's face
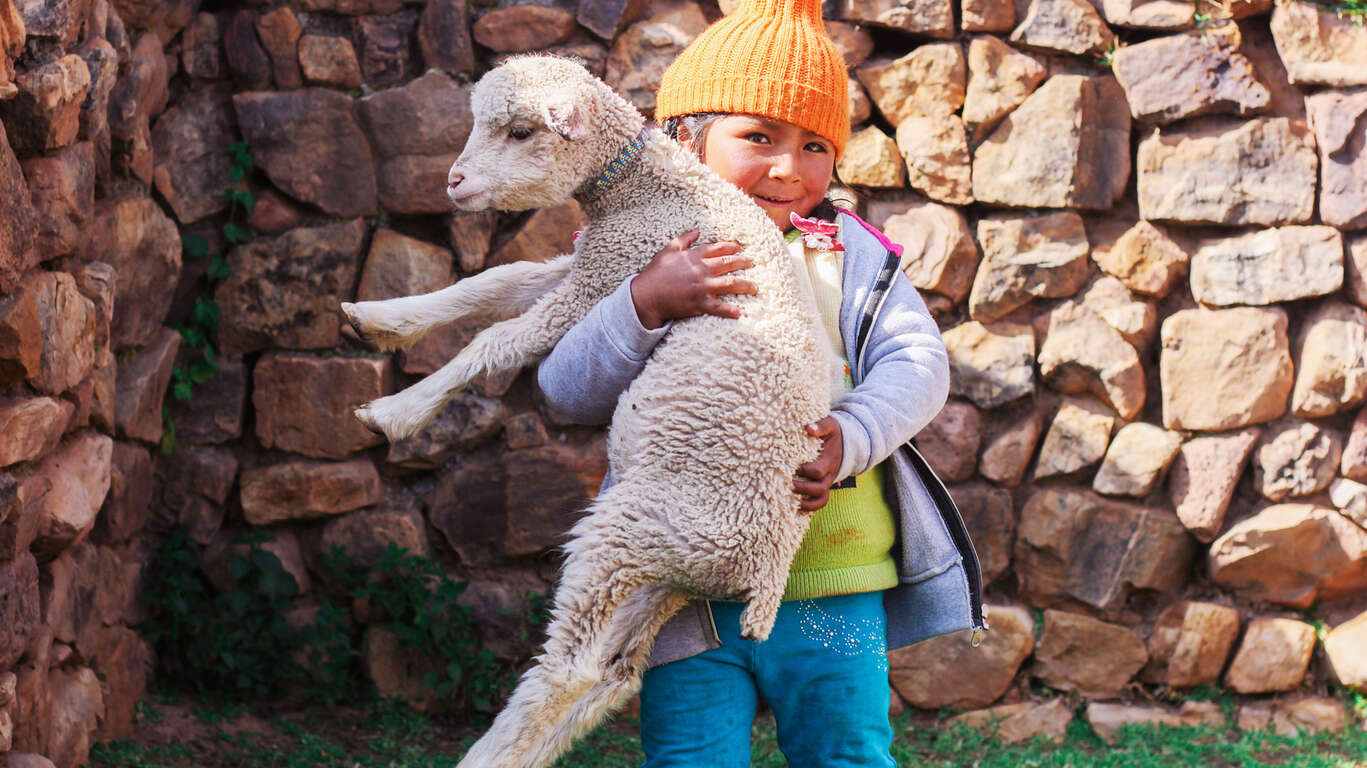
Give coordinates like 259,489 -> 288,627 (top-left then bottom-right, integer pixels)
447,60 -> 605,212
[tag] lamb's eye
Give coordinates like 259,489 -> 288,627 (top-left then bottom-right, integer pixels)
509,126 -> 533,140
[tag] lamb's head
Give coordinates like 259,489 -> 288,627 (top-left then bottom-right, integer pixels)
447,56 -> 644,212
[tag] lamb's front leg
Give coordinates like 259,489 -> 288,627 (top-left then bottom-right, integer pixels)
342,255 -> 573,351
354,282 -> 587,441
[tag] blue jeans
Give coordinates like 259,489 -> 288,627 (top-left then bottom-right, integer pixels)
639,591 -> 896,768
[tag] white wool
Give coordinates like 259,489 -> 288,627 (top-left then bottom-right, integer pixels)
342,55 -> 839,768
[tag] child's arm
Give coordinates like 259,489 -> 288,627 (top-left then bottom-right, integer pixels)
829,270 -> 950,481
537,232 -> 752,425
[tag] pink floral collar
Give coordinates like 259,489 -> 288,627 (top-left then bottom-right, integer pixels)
789,212 -> 844,252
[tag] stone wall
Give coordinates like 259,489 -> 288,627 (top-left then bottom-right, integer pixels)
2,0 -> 1367,761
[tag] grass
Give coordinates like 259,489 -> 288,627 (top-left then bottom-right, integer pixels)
89,695 -> 1367,768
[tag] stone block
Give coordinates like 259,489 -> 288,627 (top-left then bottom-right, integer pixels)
253,352 -> 390,460
1112,24 -> 1269,124
962,0 -> 1014,30
165,355 -> 246,444
894,113 -> 969,203
87,194 -> 181,350
299,34 -> 362,89
1159,307 -> 1292,431
181,13 -> 221,80
1270,1 -> 1367,87
114,327 -> 179,444
151,84 -> 235,225
0,397 -> 68,469
0,54 -> 89,153
855,43 -> 965,127
30,431 -> 111,558
239,458 -> 382,526
472,5 -> 575,52
835,0 -> 954,37
487,200 -> 584,268
357,11 -> 417,86
318,506 -> 430,569
882,199 -> 978,304
1209,503 -> 1367,608
0,121 -> 39,294
1290,307 -> 1367,415
20,141 -> 94,258
1324,610 -> 1367,691
1010,0 -> 1113,55
950,481 -> 1015,585
889,605 -> 1033,709
97,441 -> 152,544
1092,220 -> 1189,299
1033,398 -> 1116,480
942,320 -> 1035,410
1093,422 -> 1182,497
969,211 -> 1091,321
1306,88 -> 1367,230
1190,226 -> 1343,307
950,699 -> 1072,744
979,400 -> 1043,486
1037,302 -> 1144,420
837,125 -> 904,188
0,271 -> 97,396
1345,407 -> 1367,482
358,71 -> 473,160
255,7 -> 303,89
963,36 -> 1046,140
1097,0 -> 1193,28
914,400 -> 981,483
1142,601 -> 1240,688
0,552 -> 38,668
377,152 -> 462,214
1031,609 -> 1148,698
1252,419 -> 1341,501
505,436 -> 608,555
603,5 -> 707,116
1224,617 -> 1316,693
1167,427 -> 1260,541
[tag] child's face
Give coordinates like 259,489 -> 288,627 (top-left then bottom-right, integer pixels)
699,115 -> 836,231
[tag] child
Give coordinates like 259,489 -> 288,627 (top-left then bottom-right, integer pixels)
537,0 -> 985,763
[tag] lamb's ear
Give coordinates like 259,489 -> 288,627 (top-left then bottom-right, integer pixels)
541,94 -> 590,142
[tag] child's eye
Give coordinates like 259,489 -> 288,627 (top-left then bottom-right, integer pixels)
744,132 -> 771,145
805,141 -> 829,153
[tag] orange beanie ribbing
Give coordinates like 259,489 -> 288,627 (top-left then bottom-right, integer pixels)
655,0 -> 850,157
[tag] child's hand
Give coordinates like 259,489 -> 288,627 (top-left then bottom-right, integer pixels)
630,230 -> 756,330
794,416 -> 843,512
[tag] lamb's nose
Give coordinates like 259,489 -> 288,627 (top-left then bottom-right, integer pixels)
447,171 -> 464,190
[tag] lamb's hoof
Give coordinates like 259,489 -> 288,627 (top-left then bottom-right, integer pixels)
354,404 -> 382,435
340,302 -> 364,336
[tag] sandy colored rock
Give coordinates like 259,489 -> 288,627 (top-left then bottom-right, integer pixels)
1224,617 -> 1316,693
114,326 -> 179,444
1209,503 -> 1367,608
1010,0 -> 1113,55
1270,1 -> 1367,87
255,6 -> 303,89
31,431 -> 112,557
240,458 -> 383,525
951,481 -> 1016,585
1191,226 -> 1343,307
1034,399 -> 1116,480
968,211 -> 1091,321
847,76 -> 870,125
1324,610 -> 1367,691
1253,419 -> 1342,501
254,352 -> 391,460
1329,477 -> 1367,529
297,35 -> 360,89
826,21 -> 875,67
1306,88 -> 1367,230
386,394 -> 507,468
1291,300 -> 1367,418
1112,24 -> 1268,124
979,400 -> 1043,486
837,125 -> 904,188
1093,422 -> 1182,497
1137,117 -> 1317,225
0,271 -> 96,396
1346,408 -> 1367,482
87,195 -> 182,350
942,320 -> 1035,409
1348,236 -> 1367,309
894,114 -> 970,203
882,200 -> 979,303
836,0 -> 954,37
950,699 -> 1072,743
1016,488 -> 1195,613
473,5 -> 576,52
1032,609 -> 1148,698
855,43 -> 965,127
962,0 -> 1014,30
0,397 -> 68,468
0,53 -> 89,152
1143,601 -> 1240,688
1159,307 -> 1292,431
1241,698 -> 1348,736
1085,702 -> 1183,743
44,665 -> 103,768
604,4 -> 707,116
914,400 -> 981,482
888,605 -> 1033,709
1038,302 -> 1145,420
1168,427 -> 1260,541
1073,275 -> 1157,353
1097,0 -> 1193,28
963,36 -> 1046,140
1094,220 -> 1189,299
973,75 -> 1130,210
0,121 -> 39,294
358,229 -> 453,303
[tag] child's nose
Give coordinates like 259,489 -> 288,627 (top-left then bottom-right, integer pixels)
769,153 -> 799,181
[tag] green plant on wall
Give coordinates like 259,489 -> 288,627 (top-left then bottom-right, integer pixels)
161,141 -> 256,456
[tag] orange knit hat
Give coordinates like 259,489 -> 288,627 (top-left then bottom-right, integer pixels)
655,0 -> 850,157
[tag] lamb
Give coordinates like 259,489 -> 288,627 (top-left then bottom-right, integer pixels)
341,54 -> 839,768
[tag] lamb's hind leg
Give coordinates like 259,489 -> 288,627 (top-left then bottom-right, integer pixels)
342,254 -> 572,350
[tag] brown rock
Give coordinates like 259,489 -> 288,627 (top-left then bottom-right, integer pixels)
1240,698 -> 1348,736
1031,609 -> 1148,698
578,0 -> 645,40
847,76 -> 871,125
1010,0 -> 1114,55
505,411 -> 547,449
1209,503 -> 1367,608
473,5 -> 575,52
1073,275 -> 1158,353
386,394 -> 507,468
181,13 -> 221,80
234,89 -> 377,217
214,219 -> 367,354
378,152 -> 462,214
156,445 -> 236,544
0,552 -> 38,667
1086,702 -> 1183,743
835,0 -> 953,36
1038,303 -> 1144,420
1270,1 -> 1367,87
357,11 -> 417,86
505,436 -> 608,555
1252,419 -> 1342,501
1112,24 -> 1269,125
255,7 -> 303,89
107,32 -> 169,183
70,261 -> 113,354
888,605 -> 1033,709
894,114 -> 970,203
224,10 -> 272,90
1016,488 -> 1195,613
166,355 -> 246,445
1143,601 -> 1240,688
245,187 -> 306,235
90,625 -> 150,741
1191,226 -> 1343,307
1137,117 -> 1318,225
942,320 -> 1035,409
299,35 -> 362,89
0,121 -> 38,294
962,0 -> 1014,30
44,665 -> 102,768
855,44 -> 965,127
1324,610 -> 1367,691
363,625 -> 437,708
951,699 -> 1072,743
99,441 -> 152,543
0,54 -> 90,153
969,211 -> 1091,322
0,397 -> 68,468
239,458 -> 383,525
1291,300 -> 1367,418
0,270 -> 97,395
358,229 -> 453,302
0,0 -> 21,85
31,431 -> 112,557
1159,307 -> 1292,431
914,400 -> 981,482
152,84 -> 235,225
1224,617 -> 1316,693
1167,427 -> 1259,541
603,4 -> 707,116
951,481 -> 1015,584
298,0 -> 402,13
972,75 -> 1130,210
13,0 -> 90,44
979,400 -> 1043,486
359,70 -> 473,159
89,347 -> 115,434
1306,88 -> 1367,230
253,352 -> 390,459
1236,19 -> 1302,120
204,527 -> 309,596
114,326 -> 179,444
20,141 -> 93,258
1093,422 -> 1182,497
1346,408 -> 1367,482
828,21 -> 875,67
1033,398 -> 1116,480
837,125 -> 904,188
425,451 -> 506,565
963,36 -> 1046,140
1097,0 -> 1193,28
318,505 -> 430,568
883,200 -> 979,303
87,194 -> 181,350
488,200 -> 585,268
1093,220 -> 1189,299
